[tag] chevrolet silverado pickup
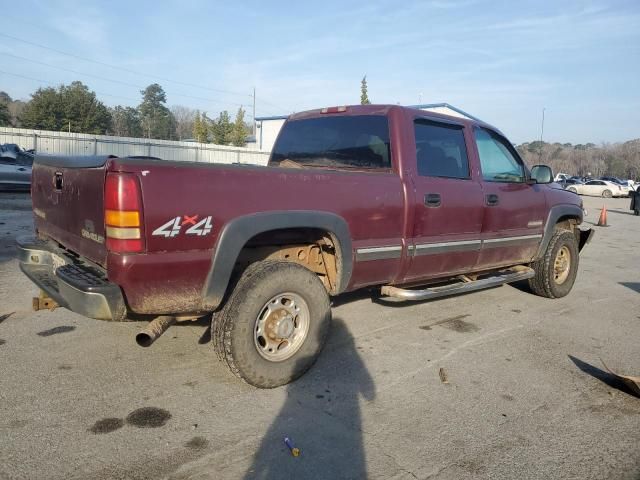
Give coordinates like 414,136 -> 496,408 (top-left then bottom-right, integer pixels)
18,104 -> 594,388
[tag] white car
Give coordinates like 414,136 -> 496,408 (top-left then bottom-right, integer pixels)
565,180 -> 626,198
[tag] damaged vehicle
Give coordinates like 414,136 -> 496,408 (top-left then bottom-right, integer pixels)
18,104 -> 594,388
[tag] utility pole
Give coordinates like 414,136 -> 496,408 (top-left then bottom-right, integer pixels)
252,87 -> 256,136
538,107 -> 546,162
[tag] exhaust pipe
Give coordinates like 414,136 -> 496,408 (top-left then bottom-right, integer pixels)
136,316 -> 176,347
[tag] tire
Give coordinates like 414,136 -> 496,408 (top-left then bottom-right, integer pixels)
602,189 -> 612,198
212,260 -> 331,388
528,229 -> 579,299
567,187 -> 578,194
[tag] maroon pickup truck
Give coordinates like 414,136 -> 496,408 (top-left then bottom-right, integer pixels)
18,104 -> 593,387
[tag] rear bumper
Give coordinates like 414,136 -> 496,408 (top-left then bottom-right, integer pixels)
17,236 -> 126,321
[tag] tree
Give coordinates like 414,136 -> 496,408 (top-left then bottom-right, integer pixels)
20,82 -> 110,133
211,110 -> 233,145
138,83 -> 176,140
110,106 -> 143,137
230,107 -> 247,147
171,105 -> 197,140
193,111 -> 209,143
360,75 -> 371,105
60,82 -> 111,134
0,98 -> 9,127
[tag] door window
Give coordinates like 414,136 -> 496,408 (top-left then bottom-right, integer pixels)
475,128 -> 525,183
414,119 -> 469,179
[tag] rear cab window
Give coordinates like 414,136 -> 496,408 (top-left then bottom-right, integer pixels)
414,119 -> 470,179
475,127 -> 526,183
269,115 -> 391,171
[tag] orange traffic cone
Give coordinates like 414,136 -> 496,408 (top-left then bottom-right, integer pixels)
596,205 -> 608,227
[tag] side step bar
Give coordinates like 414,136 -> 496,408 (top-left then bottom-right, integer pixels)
381,266 -> 535,301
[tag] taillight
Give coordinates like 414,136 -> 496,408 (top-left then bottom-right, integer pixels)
104,173 -> 145,253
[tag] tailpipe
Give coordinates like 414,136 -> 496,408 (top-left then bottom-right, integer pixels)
136,316 -> 176,347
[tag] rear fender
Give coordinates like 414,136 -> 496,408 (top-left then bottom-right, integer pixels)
201,211 -> 352,311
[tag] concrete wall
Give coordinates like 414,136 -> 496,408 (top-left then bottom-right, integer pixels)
0,127 -> 270,165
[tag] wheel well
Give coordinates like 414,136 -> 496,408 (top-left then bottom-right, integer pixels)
555,216 -> 579,232
234,228 -> 341,293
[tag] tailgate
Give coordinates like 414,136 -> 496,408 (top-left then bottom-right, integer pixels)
31,155 -> 115,267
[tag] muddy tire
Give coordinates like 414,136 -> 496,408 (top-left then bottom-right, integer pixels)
602,189 -> 612,198
528,229 -> 579,299
212,260 -> 331,388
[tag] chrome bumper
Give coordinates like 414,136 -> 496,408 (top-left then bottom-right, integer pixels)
17,236 -> 126,321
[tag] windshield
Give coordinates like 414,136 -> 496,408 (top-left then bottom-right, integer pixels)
269,115 -> 391,170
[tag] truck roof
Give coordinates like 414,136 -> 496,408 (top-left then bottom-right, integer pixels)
287,104 -> 505,137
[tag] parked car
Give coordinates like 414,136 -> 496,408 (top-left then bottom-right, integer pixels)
599,177 -> 632,196
17,104 -> 594,388
566,179 -> 625,197
0,151 -> 33,191
560,178 -> 584,189
0,143 -> 22,159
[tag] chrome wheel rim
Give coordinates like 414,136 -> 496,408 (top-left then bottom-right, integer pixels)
254,292 -> 310,362
554,245 -> 571,284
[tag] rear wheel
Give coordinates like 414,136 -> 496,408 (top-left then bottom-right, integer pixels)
212,260 -> 331,388
529,229 -> 579,298
602,189 -> 612,198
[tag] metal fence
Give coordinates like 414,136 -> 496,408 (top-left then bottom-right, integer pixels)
0,127 -> 270,165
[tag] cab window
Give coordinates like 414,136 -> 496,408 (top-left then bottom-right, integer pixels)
475,128 -> 525,183
414,119 -> 469,179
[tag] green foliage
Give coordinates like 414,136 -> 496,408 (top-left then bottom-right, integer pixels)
110,106 -> 142,137
0,99 -> 9,127
230,107 -> 247,147
193,111 -> 209,143
211,110 -> 233,145
20,82 -> 110,134
138,84 -> 176,140
360,75 -> 371,105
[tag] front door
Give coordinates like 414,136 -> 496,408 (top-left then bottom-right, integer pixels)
403,118 -> 485,283
473,127 -> 547,269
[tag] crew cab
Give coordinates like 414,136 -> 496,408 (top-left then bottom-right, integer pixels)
18,104 -> 593,388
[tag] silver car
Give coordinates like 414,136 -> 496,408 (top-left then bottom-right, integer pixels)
0,152 -> 33,190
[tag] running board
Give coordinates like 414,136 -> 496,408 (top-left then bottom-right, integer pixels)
380,266 -> 535,301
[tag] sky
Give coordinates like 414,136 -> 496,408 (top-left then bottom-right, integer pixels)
0,0 -> 638,144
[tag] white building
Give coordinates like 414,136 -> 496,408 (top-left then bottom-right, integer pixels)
254,103 -> 481,151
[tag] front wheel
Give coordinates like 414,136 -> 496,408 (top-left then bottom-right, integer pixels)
567,187 -> 578,194
212,260 -> 331,388
602,189 -> 612,198
528,229 -> 579,298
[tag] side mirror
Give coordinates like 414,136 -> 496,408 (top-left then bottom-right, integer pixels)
531,165 -> 553,184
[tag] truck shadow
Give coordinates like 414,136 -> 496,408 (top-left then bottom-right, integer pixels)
244,317 -> 375,480
619,282 -> 640,294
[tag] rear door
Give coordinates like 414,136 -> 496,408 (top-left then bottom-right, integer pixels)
473,127 -> 547,269
403,117 -> 484,282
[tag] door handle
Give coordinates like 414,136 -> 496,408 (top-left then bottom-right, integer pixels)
485,194 -> 499,206
18,167 -> 27,171
424,193 -> 441,207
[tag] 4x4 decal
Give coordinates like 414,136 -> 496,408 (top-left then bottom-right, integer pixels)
152,215 -> 213,237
